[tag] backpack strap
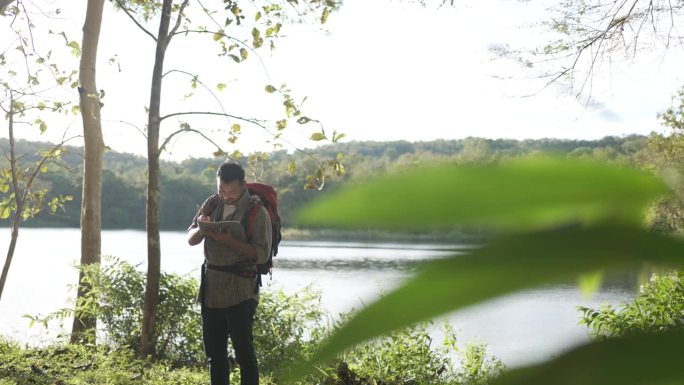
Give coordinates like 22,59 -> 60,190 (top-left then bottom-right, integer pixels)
243,202 -> 261,241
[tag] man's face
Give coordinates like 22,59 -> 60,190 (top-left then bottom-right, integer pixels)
217,178 -> 244,204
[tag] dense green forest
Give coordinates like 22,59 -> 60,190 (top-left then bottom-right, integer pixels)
0,134 -> 665,231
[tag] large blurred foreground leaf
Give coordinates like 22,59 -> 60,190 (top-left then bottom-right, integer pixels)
493,329 -> 684,385
298,158 -> 668,231
286,225 -> 684,380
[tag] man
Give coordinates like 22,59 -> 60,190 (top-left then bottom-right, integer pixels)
188,160 -> 272,385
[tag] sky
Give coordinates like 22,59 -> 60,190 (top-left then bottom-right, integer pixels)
2,0 -> 684,161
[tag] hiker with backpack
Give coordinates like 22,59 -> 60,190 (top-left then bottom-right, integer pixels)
187,160 -> 275,385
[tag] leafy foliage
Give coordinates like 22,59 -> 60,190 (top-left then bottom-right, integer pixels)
0,339 -> 206,385
578,269 -> 684,339
21,256 -> 505,384
289,155 -> 684,385
313,317 -> 504,385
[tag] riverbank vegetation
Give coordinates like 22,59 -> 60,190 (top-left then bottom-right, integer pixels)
2,257 -> 503,385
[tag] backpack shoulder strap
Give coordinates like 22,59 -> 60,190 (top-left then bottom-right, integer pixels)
243,202 -> 262,240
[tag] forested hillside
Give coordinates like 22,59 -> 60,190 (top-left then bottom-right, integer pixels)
0,135 -> 658,231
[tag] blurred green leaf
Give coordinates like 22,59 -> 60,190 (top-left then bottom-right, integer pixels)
310,132 -> 327,141
493,330 -> 684,385
298,158 -> 669,231
577,270 -> 604,298
321,7 -> 330,24
288,225 -> 684,380
67,41 -> 81,57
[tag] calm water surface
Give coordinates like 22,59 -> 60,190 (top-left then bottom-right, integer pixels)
0,228 -> 636,368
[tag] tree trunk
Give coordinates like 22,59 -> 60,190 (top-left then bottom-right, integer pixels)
0,99 -> 22,302
70,0 -> 105,345
138,0 -> 172,357
0,225 -> 19,302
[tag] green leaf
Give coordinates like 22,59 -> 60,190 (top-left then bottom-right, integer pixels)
213,31 -> 223,41
288,162 -> 296,175
71,105 -> 80,115
288,225 -> 684,380
298,158 -> 669,231
297,116 -> 312,124
321,7 -> 330,24
276,119 -> 287,130
252,28 -> 263,48
231,124 -> 241,133
577,270 -> 604,298
333,131 -> 346,142
310,132 -> 327,141
255,11 -> 262,21
67,41 -> 81,57
217,83 -> 227,92
0,204 -> 10,220
240,48 -> 248,60
265,85 -> 277,93
493,330 -> 684,385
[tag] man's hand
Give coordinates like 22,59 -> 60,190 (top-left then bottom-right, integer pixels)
188,214 -> 210,246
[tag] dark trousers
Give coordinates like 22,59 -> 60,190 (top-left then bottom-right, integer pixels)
202,299 -> 259,385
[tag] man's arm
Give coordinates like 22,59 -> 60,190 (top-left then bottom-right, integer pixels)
188,213 -> 209,246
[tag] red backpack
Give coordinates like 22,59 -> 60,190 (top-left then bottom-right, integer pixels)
244,182 -> 281,277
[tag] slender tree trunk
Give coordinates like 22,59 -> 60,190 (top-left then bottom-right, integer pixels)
0,98 -> 23,302
71,0 -> 105,344
138,0 -> 172,357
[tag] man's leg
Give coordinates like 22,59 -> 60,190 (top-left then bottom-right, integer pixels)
226,299 -> 259,385
202,306 -> 230,385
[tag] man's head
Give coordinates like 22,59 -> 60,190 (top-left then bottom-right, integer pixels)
216,161 -> 246,204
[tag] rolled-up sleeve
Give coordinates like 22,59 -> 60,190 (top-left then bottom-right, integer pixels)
251,206 -> 272,264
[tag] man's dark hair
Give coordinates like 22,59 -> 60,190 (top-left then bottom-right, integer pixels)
217,160 -> 245,184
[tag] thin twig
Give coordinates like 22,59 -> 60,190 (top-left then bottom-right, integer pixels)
114,0 -> 157,42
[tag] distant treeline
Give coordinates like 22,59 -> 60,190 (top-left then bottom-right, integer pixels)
0,135 -> 655,231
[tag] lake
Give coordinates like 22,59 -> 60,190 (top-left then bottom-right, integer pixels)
0,228 -> 636,368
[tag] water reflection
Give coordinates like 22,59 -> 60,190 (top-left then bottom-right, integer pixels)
275,240 -> 461,271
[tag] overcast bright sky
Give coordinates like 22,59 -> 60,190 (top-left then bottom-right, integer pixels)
3,0 -> 684,161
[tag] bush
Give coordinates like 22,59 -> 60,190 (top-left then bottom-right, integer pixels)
254,285 -> 326,375
310,315 -> 504,385
96,257 -> 204,367
578,269 -> 684,339
29,258 -> 503,384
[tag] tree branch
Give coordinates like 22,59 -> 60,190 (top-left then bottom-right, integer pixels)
105,119 -> 147,139
114,0 -> 157,42
159,111 -> 268,128
159,127 -> 223,154
167,0 -> 190,45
